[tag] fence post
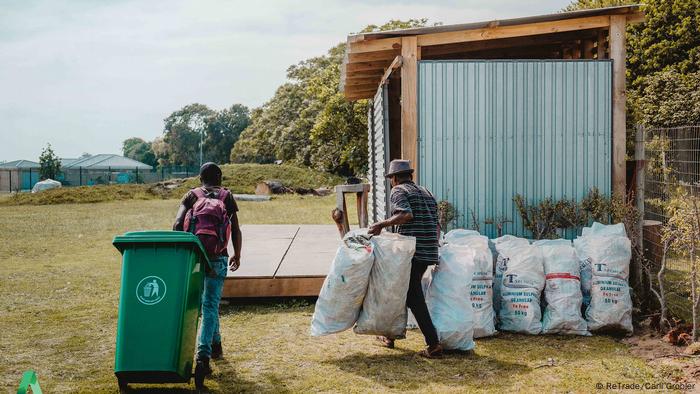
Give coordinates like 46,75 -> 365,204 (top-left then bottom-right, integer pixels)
8,169 -> 12,192
79,167 -> 82,186
136,167 -> 139,184
29,168 -> 32,189
635,125 -> 647,304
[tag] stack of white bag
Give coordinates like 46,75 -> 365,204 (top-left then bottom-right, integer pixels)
310,230 -> 374,336
574,223 -> 633,334
534,239 -> 590,335
354,232 -> 415,338
444,230 -> 497,338
492,235 -> 530,321
425,241 -> 475,351
497,242 -> 545,334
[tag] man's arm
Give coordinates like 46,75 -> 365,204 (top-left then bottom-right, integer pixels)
368,211 -> 413,235
173,204 -> 187,231
228,210 -> 242,271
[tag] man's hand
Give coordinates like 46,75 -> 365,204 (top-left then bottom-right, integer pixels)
368,222 -> 384,236
228,255 -> 241,272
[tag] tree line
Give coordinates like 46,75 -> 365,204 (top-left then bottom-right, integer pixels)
124,0 -> 698,175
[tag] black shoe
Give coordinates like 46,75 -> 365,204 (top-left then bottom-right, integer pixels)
195,356 -> 213,377
211,342 -> 223,359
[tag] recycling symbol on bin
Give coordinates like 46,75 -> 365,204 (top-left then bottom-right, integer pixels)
136,276 -> 167,305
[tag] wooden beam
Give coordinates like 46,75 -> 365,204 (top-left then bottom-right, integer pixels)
222,276 -> 325,298
419,15 -> 610,47
346,49 -> 400,63
344,77 -> 382,86
401,37 -> 419,180
610,15 -> 627,196
346,70 -> 384,79
379,56 -> 403,87
422,30 -> 598,58
343,82 -> 377,92
345,60 -> 393,73
349,37 -> 402,54
626,12 -> 646,24
345,94 -> 374,101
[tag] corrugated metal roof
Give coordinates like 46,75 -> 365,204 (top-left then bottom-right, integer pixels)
418,60 -> 612,238
350,5 -> 641,41
62,154 -> 153,170
61,158 -> 79,166
0,160 -> 40,169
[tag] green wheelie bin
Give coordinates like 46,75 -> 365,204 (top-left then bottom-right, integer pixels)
112,231 -> 210,390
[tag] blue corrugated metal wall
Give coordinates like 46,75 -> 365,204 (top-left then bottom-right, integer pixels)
418,60 -> 612,238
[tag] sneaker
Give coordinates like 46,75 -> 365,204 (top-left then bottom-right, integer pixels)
195,356 -> 213,377
211,342 -> 223,359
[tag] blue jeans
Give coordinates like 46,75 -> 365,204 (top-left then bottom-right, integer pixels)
197,256 -> 228,359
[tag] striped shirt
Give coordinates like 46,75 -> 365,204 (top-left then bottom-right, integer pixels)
390,181 -> 439,266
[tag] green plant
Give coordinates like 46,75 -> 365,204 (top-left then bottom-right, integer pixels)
437,200 -> 456,232
38,143 -> 61,180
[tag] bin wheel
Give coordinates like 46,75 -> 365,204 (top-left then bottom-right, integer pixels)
117,377 -> 128,393
194,369 -> 205,390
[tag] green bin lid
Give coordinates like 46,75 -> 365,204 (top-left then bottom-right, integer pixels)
112,230 -> 209,263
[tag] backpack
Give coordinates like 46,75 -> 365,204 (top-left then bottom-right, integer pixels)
183,187 -> 232,258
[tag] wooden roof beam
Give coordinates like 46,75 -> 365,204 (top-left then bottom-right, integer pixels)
378,56 -> 403,87
343,77 -> 383,86
420,29 -> 599,58
346,49 -> 400,63
348,15 -> 612,54
345,60 -> 393,73
345,91 -> 376,100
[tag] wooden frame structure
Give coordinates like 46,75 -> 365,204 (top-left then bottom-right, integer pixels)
341,5 -> 644,195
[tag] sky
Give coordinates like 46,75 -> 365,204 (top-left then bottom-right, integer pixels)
0,0 -> 570,162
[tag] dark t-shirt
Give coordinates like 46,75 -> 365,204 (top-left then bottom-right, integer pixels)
390,181 -> 439,266
181,186 -> 238,256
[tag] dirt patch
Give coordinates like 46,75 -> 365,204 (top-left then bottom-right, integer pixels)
625,328 -> 700,391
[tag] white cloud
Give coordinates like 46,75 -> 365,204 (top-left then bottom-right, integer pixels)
0,0 -> 569,160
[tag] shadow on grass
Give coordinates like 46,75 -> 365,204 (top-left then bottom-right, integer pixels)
328,347 -> 530,390
123,358 -> 270,393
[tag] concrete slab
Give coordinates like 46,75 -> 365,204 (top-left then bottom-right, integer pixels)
276,225 -> 339,277
227,225 -> 298,278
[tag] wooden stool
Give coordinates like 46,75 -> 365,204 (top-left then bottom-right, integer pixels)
332,184 -> 370,238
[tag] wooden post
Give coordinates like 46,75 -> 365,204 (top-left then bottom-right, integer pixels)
597,30 -> 607,59
582,39 -> 595,59
333,184 -> 371,238
610,15 -> 627,196
634,124 -> 646,301
401,36 -> 419,181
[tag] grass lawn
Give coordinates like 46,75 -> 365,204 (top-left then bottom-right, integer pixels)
0,196 -> 676,393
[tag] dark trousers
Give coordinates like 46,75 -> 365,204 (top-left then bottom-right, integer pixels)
407,263 -> 439,347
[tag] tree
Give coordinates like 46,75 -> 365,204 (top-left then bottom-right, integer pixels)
205,104 -> 250,164
564,0 -> 700,128
122,137 -> 157,167
230,19 -> 431,175
627,0 -> 700,89
151,136 -> 171,167
162,103 -> 250,166
562,0 -> 634,12
39,143 -> 61,180
636,70 -> 700,128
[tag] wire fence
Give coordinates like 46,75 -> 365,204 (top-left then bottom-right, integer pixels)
643,125 -> 700,319
0,166 -> 200,192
